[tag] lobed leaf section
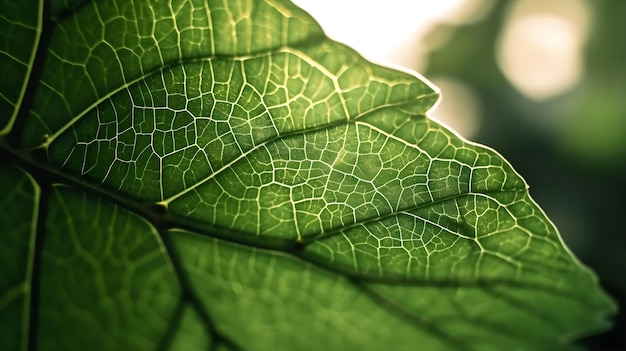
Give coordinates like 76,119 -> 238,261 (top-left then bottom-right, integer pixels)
0,0 -> 616,350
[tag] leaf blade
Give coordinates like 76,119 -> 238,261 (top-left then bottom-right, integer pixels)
171,229 -> 464,351
0,165 -> 39,351
37,187 -> 180,350
0,0 -> 616,350
0,0 -> 42,134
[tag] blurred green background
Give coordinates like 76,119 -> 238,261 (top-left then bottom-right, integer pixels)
296,0 -> 624,348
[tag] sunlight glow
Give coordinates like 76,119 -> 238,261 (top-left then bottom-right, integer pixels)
292,0 -> 490,72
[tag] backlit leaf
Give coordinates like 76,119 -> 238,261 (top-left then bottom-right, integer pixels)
0,0 -> 615,350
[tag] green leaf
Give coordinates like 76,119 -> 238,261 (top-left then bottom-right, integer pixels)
0,0 -> 616,350
0,165 -> 39,350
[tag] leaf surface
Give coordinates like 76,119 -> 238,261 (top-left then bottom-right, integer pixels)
0,0 -> 616,350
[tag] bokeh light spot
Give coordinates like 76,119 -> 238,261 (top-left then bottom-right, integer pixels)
496,0 -> 591,101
